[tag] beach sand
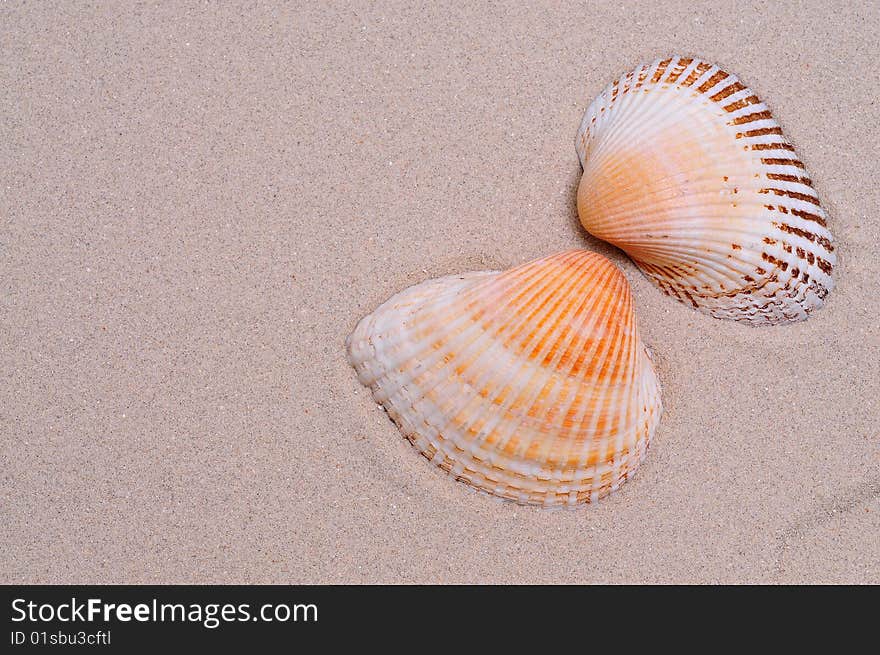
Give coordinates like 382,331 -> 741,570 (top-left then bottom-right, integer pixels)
2,2 -> 878,583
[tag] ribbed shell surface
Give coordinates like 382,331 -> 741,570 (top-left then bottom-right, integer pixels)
576,56 -> 836,325
347,251 -> 662,506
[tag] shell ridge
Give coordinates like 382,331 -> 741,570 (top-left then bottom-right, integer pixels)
572,272 -> 638,473
427,253 -> 599,464
467,255 -> 619,469
368,261 -> 567,399
522,262 -> 631,471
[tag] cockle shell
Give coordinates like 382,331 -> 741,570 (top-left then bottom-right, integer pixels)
347,250 -> 662,506
576,56 -> 836,325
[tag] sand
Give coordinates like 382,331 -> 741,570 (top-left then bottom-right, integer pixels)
2,2 -> 878,584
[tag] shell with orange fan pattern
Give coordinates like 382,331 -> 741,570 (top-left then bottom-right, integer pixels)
347,250 -> 662,506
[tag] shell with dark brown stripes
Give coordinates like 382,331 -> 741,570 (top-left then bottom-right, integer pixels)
347,250 -> 662,506
575,56 -> 835,325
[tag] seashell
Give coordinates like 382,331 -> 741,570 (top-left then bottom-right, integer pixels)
347,250 -> 662,507
576,56 -> 836,325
